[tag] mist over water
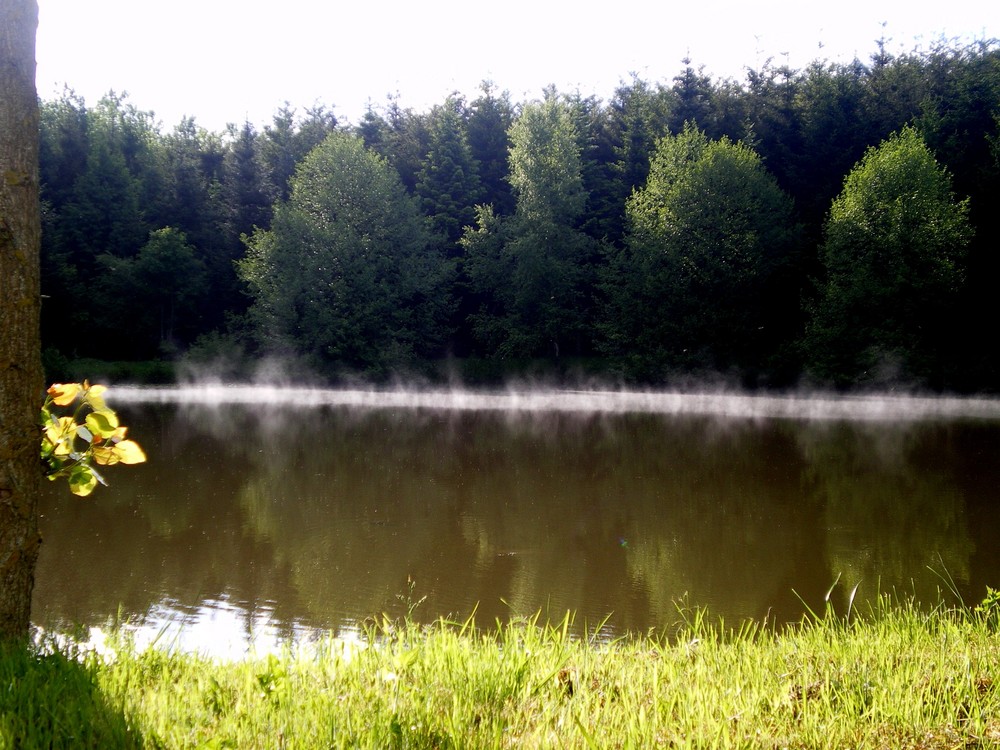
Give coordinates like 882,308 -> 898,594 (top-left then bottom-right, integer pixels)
110,384 -> 1000,422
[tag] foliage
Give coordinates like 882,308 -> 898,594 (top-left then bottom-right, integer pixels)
606,124 -> 801,380
31,41 -> 1000,389
239,132 -> 452,377
463,92 -> 599,360
508,90 -> 587,224
356,95 -> 431,193
260,103 -> 339,203
465,81 -> 516,216
415,97 -> 482,247
40,382 -> 146,497
805,126 -> 973,386
96,227 -> 209,356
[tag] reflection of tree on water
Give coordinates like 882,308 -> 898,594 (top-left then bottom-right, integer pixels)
616,417 -> 827,627
233,409 -> 831,631
33,405 -> 305,636
236,408 -> 474,626
31,401 -> 990,642
234,409 -> 652,629
797,421 -> 974,611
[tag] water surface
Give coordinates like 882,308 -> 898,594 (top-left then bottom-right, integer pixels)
31,388 -> 1000,656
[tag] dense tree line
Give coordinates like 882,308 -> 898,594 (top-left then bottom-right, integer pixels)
38,40 -> 1000,390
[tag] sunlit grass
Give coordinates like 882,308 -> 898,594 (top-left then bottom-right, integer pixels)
6,593 -> 1000,749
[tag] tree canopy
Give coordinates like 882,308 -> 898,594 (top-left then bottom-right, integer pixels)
239,132 -> 451,377
32,39 -> 1000,391
463,92 -> 598,361
604,124 -> 801,381
805,126 -> 972,386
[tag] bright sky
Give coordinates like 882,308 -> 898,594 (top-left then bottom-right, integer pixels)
35,0 -> 998,134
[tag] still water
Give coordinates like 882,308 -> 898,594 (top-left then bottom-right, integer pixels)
31,387 -> 1000,657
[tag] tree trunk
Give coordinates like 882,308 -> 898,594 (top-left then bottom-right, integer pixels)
0,0 -> 43,642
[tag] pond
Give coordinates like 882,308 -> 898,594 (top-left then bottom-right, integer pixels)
31,387 -> 1000,657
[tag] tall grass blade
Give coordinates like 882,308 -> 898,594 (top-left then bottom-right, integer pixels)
571,711 -> 602,750
846,581 -> 861,622
927,554 -> 965,607
824,572 -> 842,603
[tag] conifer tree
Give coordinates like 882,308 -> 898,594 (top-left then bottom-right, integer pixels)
416,98 -> 482,249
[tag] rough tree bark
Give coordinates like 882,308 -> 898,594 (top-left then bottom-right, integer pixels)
0,0 -> 43,641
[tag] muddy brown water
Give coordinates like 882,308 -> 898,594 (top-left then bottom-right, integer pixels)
31,388 -> 1000,655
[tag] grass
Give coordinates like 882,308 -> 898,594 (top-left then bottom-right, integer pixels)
5,594 -> 1000,749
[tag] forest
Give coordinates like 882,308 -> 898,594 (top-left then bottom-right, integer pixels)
37,38 -> 1000,391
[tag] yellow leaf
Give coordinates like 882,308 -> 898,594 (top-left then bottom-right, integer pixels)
92,445 -> 120,466
84,384 -> 109,411
86,409 -> 120,439
44,416 -> 78,456
114,440 -> 147,465
47,383 -> 82,407
93,439 -> 146,466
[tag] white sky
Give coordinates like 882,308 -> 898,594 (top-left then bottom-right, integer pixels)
35,0 -> 998,134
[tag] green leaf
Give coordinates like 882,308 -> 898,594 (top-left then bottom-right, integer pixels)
68,466 -> 98,497
86,409 -> 120,439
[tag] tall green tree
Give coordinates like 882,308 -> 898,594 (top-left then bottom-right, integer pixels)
97,227 -> 209,357
567,92 -> 622,243
156,117 -> 219,251
356,96 -> 430,194
38,89 -> 89,209
805,126 -> 972,386
605,124 -> 801,381
38,91 -> 90,357
742,60 -> 804,195
60,96 -> 152,262
792,60 -> 870,232
239,133 -> 451,377
669,59 -> 716,134
416,97 -> 482,249
215,120 -> 272,319
466,81 -> 515,215
916,43 -> 1000,386
0,0 -> 43,640
463,90 -> 597,359
860,46 -> 927,145
608,76 -> 671,205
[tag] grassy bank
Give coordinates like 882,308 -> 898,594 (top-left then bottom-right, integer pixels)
5,598 -> 1000,749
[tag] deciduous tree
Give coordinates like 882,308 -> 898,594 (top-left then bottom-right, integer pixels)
805,126 -> 972,386
464,91 -> 597,360
606,124 -> 801,380
240,133 -> 451,377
